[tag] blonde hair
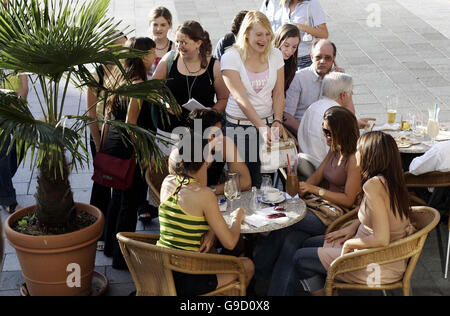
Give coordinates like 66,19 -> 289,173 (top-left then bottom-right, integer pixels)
234,11 -> 273,63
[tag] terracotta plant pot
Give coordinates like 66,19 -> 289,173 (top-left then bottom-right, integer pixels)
4,202 -> 104,296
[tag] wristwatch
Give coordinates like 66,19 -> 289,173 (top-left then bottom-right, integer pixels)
318,188 -> 326,197
211,185 -> 217,194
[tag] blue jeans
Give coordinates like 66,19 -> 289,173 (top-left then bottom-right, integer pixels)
223,122 -> 263,188
298,55 -> 312,70
254,210 -> 327,296
293,235 -> 327,292
0,135 -> 23,207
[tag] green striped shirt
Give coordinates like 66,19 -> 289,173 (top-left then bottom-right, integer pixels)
157,177 -> 209,252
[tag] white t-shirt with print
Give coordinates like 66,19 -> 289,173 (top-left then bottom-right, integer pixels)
221,47 -> 284,120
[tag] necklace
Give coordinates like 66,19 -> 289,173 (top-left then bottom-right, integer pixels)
182,57 -> 202,74
155,38 -> 170,51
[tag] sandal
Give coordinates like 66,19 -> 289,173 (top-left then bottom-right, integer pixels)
97,241 -> 105,251
137,202 -> 158,224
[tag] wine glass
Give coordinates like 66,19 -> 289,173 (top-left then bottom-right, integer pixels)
224,178 -> 238,210
227,172 -> 241,199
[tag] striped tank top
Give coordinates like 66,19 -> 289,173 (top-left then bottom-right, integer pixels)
157,176 -> 210,252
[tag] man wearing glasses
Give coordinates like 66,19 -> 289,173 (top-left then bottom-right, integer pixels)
283,39 -> 342,135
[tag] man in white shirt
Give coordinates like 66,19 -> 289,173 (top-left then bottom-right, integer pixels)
409,141 -> 450,175
297,72 -> 355,162
283,39 -> 342,135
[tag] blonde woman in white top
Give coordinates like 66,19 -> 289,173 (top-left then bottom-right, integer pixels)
221,11 -> 285,187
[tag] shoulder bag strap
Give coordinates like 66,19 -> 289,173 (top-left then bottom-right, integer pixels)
166,50 -> 176,75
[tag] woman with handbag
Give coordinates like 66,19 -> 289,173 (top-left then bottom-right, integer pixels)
293,131 -> 415,295
221,11 -> 285,188
253,106 -> 362,295
279,0 -> 328,69
99,37 -> 157,269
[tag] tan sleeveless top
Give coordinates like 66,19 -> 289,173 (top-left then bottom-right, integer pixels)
318,176 -> 416,285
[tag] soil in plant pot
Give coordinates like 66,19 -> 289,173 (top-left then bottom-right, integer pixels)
12,210 -> 97,236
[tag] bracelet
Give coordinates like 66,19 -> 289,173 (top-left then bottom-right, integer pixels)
272,119 -> 283,125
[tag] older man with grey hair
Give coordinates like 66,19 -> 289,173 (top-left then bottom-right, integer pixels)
297,72 -> 356,162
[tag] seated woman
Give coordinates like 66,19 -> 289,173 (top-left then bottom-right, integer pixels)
157,131 -> 254,295
187,108 -> 251,194
254,106 -> 362,295
293,131 -> 416,295
273,23 -> 300,93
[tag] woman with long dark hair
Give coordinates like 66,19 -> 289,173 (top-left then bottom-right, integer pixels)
255,106 -> 362,295
273,23 -> 300,92
152,20 -> 229,156
101,37 -> 157,269
292,131 -> 415,295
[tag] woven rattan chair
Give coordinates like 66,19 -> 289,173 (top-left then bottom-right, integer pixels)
324,206 -> 440,296
145,158 -> 169,206
404,171 -> 450,279
116,232 -> 247,296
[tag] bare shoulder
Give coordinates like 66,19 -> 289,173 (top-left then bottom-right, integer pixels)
363,176 -> 387,196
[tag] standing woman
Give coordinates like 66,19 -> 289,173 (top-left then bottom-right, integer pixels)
273,23 -> 300,92
221,11 -> 285,188
148,6 -> 174,78
101,37 -> 157,269
279,0 -> 328,69
152,20 -> 229,155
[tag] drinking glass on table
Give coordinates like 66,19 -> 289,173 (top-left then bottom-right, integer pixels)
412,111 -> 424,137
261,174 -> 272,199
427,107 -> 440,146
224,178 -> 239,210
386,95 -> 398,126
286,173 -> 299,205
227,172 -> 241,199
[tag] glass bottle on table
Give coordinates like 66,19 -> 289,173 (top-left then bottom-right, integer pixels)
286,173 -> 299,205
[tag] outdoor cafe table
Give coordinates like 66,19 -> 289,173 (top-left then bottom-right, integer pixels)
369,123 -> 450,154
219,190 -> 307,234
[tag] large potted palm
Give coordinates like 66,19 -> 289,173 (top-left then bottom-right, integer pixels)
0,0 -> 175,296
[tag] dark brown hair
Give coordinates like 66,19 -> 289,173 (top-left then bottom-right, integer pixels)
176,20 -> 212,69
323,106 -> 359,156
274,23 -> 300,92
172,130 -> 210,177
149,6 -> 172,26
106,37 -> 155,116
231,10 -> 249,37
357,131 -> 410,220
187,108 -> 224,131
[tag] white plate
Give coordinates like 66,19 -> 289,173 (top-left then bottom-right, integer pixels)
261,193 -> 286,204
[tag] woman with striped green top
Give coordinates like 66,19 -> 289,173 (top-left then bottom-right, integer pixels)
157,133 -> 254,295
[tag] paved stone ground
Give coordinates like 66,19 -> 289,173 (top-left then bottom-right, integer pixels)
1,0 -> 449,296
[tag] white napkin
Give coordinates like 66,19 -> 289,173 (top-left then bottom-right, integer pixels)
245,214 -> 270,227
285,192 -> 299,199
372,123 -> 400,131
271,216 -> 290,225
437,130 -> 450,141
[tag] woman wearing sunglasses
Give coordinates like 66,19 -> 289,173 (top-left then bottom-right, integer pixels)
255,105 -> 362,296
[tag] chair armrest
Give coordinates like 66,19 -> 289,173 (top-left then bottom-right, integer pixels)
325,208 -> 359,234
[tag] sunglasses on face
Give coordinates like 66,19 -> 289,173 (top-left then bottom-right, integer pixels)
322,128 -> 332,137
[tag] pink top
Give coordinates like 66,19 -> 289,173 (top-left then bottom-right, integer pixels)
323,152 -> 348,193
318,176 -> 416,285
246,68 -> 269,94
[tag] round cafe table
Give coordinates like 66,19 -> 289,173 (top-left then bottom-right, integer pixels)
219,190 -> 307,234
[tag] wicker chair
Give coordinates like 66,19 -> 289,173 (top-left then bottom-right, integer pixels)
116,232 -> 247,296
145,157 -> 169,206
324,206 -> 440,296
404,171 -> 450,279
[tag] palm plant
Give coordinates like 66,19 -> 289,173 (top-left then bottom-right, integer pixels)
0,0 -> 176,232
